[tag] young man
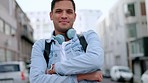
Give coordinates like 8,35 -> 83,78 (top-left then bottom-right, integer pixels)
29,0 -> 104,83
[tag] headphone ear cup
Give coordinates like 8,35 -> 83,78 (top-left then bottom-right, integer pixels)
67,28 -> 76,39
54,34 -> 65,44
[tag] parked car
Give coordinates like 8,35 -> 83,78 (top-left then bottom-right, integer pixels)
103,69 -> 111,78
0,61 -> 29,83
110,66 -> 133,82
141,69 -> 148,83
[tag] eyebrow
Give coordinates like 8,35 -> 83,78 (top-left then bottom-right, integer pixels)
54,8 -> 74,11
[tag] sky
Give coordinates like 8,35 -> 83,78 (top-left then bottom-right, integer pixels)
16,0 -> 118,13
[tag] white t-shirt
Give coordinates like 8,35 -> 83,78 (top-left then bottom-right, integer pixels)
60,42 -> 69,62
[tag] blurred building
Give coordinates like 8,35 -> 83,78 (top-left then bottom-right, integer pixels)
27,11 -> 53,41
74,10 -> 102,33
0,0 -> 34,63
97,0 -> 128,72
0,0 -> 18,61
15,2 -> 34,62
97,0 -> 148,83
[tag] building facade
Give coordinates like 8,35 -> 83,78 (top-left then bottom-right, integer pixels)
97,0 -> 128,71
0,0 -> 18,61
15,2 -> 34,62
97,0 -> 148,83
0,0 -> 34,63
27,11 -> 53,41
124,0 -> 147,83
74,10 -> 102,34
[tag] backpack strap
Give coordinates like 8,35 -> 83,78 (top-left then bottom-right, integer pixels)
77,34 -> 88,52
43,40 -> 52,67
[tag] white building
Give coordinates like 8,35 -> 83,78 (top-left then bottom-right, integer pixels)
97,0 -> 128,70
27,11 -> 53,41
97,0 -> 147,82
74,10 -> 102,33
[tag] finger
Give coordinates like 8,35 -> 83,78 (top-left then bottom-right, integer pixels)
97,74 -> 103,82
97,77 -> 102,82
98,72 -> 103,79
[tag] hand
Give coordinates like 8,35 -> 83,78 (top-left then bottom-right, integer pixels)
46,64 -> 55,74
86,71 -> 103,82
77,71 -> 103,82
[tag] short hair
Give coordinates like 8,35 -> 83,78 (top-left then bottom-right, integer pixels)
51,0 -> 76,11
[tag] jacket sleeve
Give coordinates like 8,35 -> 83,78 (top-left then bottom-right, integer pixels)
55,30 -> 104,75
29,39 -> 78,83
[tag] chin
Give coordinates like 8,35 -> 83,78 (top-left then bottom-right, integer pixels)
61,26 -> 71,29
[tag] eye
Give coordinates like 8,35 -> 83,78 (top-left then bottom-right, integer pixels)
66,9 -> 74,14
55,9 -> 62,14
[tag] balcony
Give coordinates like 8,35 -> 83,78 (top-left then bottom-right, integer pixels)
21,25 -> 34,44
129,37 -> 148,58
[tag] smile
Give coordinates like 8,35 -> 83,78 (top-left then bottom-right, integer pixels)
59,21 -> 69,23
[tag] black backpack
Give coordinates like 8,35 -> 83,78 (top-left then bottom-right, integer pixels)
43,34 -> 88,67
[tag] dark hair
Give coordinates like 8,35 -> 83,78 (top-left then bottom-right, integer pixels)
51,0 -> 76,11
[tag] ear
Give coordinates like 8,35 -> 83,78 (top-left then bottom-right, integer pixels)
50,12 -> 53,20
74,13 -> 76,21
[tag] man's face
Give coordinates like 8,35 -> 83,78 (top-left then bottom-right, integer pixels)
50,0 -> 76,35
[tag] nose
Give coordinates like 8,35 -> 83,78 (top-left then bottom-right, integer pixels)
61,11 -> 67,19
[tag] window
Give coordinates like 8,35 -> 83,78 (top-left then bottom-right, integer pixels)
127,23 -> 137,38
11,28 -> 16,36
131,43 -> 137,54
140,2 -> 146,16
0,49 -> 5,62
6,50 -> 13,61
115,55 -> 121,65
119,69 -> 130,72
0,64 -> 20,72
125,3 -> 135,17
138,40 -> 143,53
130,39 -> 144,55
0,19 -> 4,32
128,3 -> 135,16
5,23 -> 11,35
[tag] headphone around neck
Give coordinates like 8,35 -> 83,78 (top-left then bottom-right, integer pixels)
54,28 -> 76,44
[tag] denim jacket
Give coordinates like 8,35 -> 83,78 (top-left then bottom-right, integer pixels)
30,30 -> 104,83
